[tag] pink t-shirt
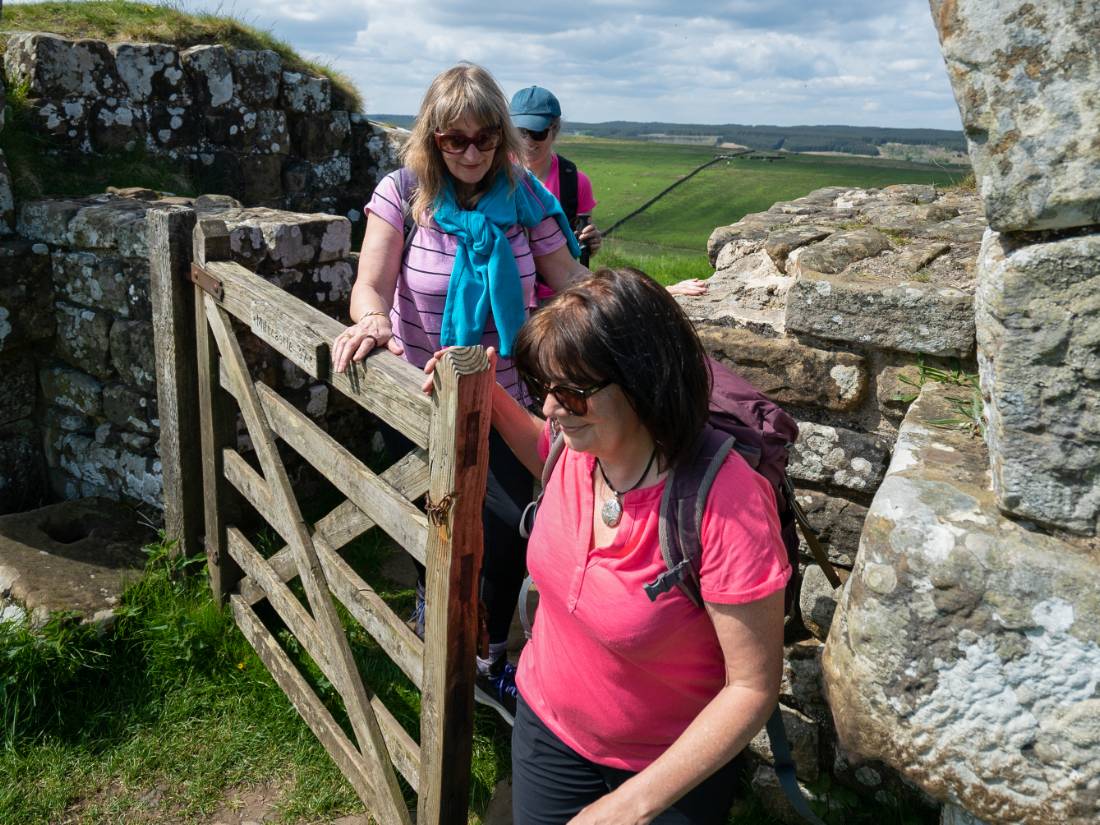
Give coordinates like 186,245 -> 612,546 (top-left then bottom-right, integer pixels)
516,424 -> 791,771
535,154 -> 598,302
365,169 -> 568,401
546,153 -> 597,216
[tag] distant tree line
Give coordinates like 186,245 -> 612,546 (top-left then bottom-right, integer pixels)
371,115 -> 966,156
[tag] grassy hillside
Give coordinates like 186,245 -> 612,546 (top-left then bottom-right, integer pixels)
372,115 -> 967,157
0,1 -> 360,110
557,137 -> 970,282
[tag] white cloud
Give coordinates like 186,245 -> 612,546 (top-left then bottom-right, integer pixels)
7,0 -> 963,129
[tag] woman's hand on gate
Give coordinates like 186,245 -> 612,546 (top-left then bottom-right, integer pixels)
332,313 -> 402,373
421,346 -> 498,394
421,347 -> 453,394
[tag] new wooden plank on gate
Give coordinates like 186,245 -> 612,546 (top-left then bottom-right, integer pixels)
199,259 -> 430,449
203,294 -> 411,825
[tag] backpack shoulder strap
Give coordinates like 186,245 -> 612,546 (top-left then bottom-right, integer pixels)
517,426 -> 567,639
767,708 -> 828,825
645,426 -> 735,607
556,153 -> 579,227
518,426 -> 566,540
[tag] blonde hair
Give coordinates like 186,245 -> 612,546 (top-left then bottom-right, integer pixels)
402,63 -> 524,222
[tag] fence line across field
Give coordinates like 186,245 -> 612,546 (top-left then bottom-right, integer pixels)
149,209 -> 495,825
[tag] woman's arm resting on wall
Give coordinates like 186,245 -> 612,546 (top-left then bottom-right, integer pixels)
566,589 -> 785,825
332,214 -> 405,373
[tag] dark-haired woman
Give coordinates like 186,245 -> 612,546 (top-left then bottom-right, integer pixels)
487,267 -> 790,825
332,63 -> 588,722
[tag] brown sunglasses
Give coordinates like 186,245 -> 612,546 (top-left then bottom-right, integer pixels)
434,127 -> 502,154
521,372 -> 611,416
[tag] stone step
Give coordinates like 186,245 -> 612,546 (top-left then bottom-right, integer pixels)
0,496 -> 156,628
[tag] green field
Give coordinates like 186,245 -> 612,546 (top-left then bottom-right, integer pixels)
557,137 -> 970,283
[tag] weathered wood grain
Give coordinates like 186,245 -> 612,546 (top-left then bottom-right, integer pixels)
201,259 -> 430,449
225,450 -> 425,689
247,447 -> 429,585
195,287 -> 241,601
226,528 -> 421,791
417,346 -> 494,825
216,365 -> 429,564
205,295 -> 410,825
149,206 -> 201,559
231,595 -> 381,808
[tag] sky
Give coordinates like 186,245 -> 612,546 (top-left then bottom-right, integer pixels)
16,0 -> 965,130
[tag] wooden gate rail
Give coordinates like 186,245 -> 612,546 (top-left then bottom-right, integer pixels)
151,214 -> 494,825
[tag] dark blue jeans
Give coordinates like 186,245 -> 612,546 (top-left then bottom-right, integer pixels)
385,426 -> 530,644
511,696 -> 745,825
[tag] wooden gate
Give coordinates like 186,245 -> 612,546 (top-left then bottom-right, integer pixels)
150,212 -> 494,825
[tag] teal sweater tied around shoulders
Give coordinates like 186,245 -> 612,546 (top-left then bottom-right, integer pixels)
432,168 -> 581,357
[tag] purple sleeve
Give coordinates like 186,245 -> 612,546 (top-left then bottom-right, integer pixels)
364,171 -> 405,233
528,216 -> 568,257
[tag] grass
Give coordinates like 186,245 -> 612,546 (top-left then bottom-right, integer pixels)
0,0 -> 363,200
896,358 -> 984,437
0,521 -> 513,824
0,1 -> 361,112
559,136 -> 970,283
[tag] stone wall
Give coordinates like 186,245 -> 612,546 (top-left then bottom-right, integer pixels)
0,190 -> 367,512
687,181 -> 984,820
817,5 -> 1100,825
1,32 -> 405,218
930,0 -> 1100,536
0,32 -> 404,513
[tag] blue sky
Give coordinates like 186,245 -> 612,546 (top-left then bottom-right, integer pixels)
14,0 -> 964,130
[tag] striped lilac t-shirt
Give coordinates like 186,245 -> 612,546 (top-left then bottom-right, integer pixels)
366,169 -> 569,401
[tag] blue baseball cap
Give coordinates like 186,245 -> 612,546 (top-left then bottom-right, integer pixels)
509,86 -> 561,131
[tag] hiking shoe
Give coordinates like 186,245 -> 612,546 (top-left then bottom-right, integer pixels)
406,582 -> 425,640
474,658 -> 518,725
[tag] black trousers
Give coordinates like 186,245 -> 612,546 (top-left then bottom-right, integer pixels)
385,426 -> 530,645
511,697 -> 745,825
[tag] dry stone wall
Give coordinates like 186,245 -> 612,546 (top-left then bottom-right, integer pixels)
819,5 -> 1100,825
0,32 -> 404,513
0,189 -> 365,512
930,0 -> 1100,537
1,32 -> 405,218
687,182 -> 984,821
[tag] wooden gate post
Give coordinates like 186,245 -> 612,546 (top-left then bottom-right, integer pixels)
417,346 -> 494,825
193,219 -> 242,601
149,205 -> 200,558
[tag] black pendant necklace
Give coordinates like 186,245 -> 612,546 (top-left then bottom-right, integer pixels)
596,449 -> 658,528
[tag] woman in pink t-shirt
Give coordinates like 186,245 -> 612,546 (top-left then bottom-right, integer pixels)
508,86 -> 707,302
486,267 -> 790,825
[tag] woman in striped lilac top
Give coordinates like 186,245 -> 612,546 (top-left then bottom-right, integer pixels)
332,63 -> 589,721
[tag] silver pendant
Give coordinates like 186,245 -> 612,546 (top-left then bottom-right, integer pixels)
601,496 -> 623,528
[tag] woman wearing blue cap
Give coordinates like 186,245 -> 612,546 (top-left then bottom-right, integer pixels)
509,86 -> 707,299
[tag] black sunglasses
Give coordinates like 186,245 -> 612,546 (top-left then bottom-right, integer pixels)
519,127 -> 552,142
521,372 -> 611,416
434,127 -> 502,154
